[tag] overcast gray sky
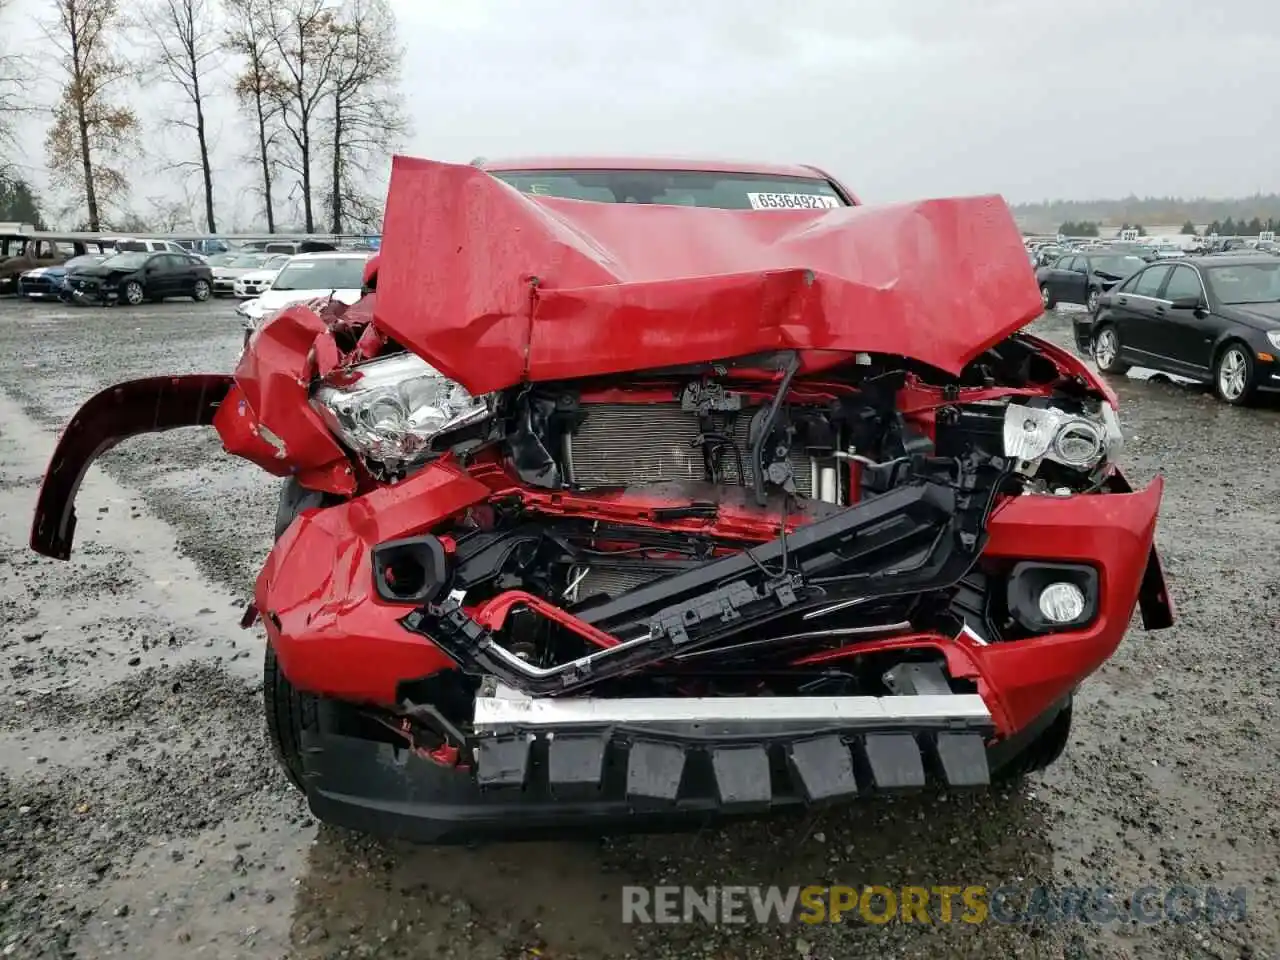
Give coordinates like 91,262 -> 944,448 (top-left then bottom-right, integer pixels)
6,0 -> 1280,224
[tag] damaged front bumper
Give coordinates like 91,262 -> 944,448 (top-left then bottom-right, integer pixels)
303,677 -> 1011,843
256,458 -> 1167,840
30,374 -> 1173,842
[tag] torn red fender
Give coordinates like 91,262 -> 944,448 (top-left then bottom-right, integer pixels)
216,302 -> 356,494
30,374 -> 234,559
31,302 -> 365,561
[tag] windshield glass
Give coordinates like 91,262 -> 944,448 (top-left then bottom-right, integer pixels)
226,253 -> 266,268
1206,262 -> 1280,304
489,169 -> 847,209
1090,256 -> 1145,278
207,253 -> 237,267
63,255 -> 105,271
270,257 -> 368,291
101,252 -> 149,270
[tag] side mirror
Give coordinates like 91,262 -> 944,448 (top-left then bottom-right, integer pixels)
1169,295 -> 1202,310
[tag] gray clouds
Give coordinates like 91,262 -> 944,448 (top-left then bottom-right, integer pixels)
391,0 -> 1280,202
5,0 -> 1279,222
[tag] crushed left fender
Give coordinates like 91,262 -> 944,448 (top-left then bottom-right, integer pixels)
31,375 -> 233,560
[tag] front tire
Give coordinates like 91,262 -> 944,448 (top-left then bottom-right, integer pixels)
1040,284 -> 1056,310
1092,324 -> 1130,375
263,644 -> 313,791
193,279 -> 211,302
264,478 -> 347,792
992,699 -> 1073,781
1086,287 -> 1100,313
123,281 -> 144,305
1214,342 -> 1255,405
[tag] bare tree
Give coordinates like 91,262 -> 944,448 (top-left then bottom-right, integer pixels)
262,0 -> 340,232
141,0 -> 220,231
0,0 -> 28,186
144,192 -> 197,231
43,0 -> 137,230
226,0 -> 283,231
322,0 -> 405,232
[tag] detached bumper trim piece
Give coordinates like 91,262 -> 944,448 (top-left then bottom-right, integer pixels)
472,687 -> 992,733
300,723 -> 995,843
30,375 -> 235,559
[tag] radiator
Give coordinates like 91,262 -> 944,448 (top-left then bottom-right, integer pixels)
573,566 -> 661,601
565,403 -> 818,498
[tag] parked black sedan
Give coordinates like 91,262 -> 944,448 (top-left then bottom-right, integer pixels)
63,251 -> 213,306
1075,255 -> 1280,405
1036,253 -> 1147,312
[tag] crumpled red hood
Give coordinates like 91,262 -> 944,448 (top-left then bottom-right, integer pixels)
374,156 -> 1042,395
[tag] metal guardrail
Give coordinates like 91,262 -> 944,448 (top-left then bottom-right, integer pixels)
7,231 -> 379,243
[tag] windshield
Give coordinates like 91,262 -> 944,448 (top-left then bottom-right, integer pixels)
101,252 -> 149,270
489,169 -> 847,210
64,255 -> 105,271
270,257 -> 368,291
226,253 -> 266,268
207,253 -> 237,267
1206,262 -> 1280,304
1090,256 -> 1146,278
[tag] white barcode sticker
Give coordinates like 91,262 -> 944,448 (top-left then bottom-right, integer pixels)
747,192 -> 841,210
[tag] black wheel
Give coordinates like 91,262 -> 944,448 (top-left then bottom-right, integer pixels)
1092,324 -> 1130,375
193,279 -> 211,302
1039,284 -> 1056,310
263,478 -> 345,791
1213,341 -> 1255,406
263,643 -> 314,791
1086,287 -> 1100,313
992,699 -> 1073,781
123,280 -> 144,305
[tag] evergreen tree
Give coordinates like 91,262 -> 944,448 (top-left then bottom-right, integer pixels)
0,179 -> 45,228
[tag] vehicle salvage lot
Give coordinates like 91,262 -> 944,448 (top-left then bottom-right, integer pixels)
0,299 -> 1277,960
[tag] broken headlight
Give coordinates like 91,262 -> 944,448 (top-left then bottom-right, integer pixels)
1002,402 -> 1121,473
311,353 -> 488,468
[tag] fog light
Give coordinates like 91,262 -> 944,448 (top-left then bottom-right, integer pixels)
1038,582 -> 1086,624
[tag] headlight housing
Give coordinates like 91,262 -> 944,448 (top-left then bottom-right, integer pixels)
1003,402 -> 1121,474
1266,331 -> 1280,351
311,353 -> 489,468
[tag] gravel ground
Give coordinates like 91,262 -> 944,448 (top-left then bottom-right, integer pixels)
0,297 -> 1276,960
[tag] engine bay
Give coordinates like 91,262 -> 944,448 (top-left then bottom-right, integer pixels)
340,337 -> 1124,724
